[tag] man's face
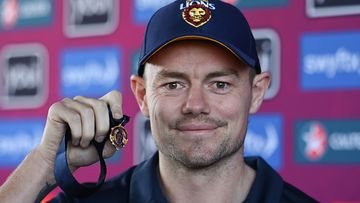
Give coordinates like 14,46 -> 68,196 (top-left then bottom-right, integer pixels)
142,40 -> 253,169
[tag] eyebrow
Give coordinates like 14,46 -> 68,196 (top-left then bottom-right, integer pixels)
155,70 -> 189,81
154,68 -> 240,82
204,69 -> 240,81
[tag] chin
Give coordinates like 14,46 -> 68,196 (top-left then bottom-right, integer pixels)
179,156 -> 221,169
157,130 -> 245,169
172,145 -> 234,169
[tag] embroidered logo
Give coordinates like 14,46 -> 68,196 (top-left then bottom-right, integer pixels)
182,3 -> 212,27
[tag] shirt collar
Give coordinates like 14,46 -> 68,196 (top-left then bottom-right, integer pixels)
244,156 -> 284,202
130,152 -> 167,203
129,153 -> 284,203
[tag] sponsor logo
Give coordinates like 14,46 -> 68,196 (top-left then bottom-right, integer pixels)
0,43 -> 48,109
301,31 -> 360,90
60,46 -> 121,97
0,0 -> 53,30
133,113 -> 283,170
245,114 -> 283,170
253,29 -> 281,99
301,122 -> 328,160
0,0 -> 19,29
303,48 -> 360,79
306,0 -> 360,18
223,0 -> 288,9
0,119 -> 44,167
64,0 -> 118,37
133,0 -> 173,23
295,120 -> 360,163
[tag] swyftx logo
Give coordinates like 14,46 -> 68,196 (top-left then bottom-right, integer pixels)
60,46 -> 121,97
0,43 -> 48,109
301,31 -> 360,90
64,0 -> 119,37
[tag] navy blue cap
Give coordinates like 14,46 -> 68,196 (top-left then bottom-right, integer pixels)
138,0 -> 261,76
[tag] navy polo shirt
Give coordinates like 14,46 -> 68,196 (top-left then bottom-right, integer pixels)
49,152 -> 318,203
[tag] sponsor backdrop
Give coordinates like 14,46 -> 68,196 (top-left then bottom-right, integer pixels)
0,0 -> 359,202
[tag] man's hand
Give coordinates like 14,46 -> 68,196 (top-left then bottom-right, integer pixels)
38,90 -> 124,174
0,90 -> 125,203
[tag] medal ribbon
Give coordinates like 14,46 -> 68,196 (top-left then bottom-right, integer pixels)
54,109 -> 129,198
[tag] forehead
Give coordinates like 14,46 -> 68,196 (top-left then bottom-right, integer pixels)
144,40 -> 248,77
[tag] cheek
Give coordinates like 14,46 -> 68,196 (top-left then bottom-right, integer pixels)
147,93 -> 182,129
211,92 -> 252,132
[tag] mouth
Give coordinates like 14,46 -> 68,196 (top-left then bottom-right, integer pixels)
174,122 -> 224,137
172,116 -> 227,136
176,123 -> 218,132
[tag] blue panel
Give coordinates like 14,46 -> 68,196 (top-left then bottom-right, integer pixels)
300,31 -> 360,90
60,46 -> 122,97
245,114 -> 283,170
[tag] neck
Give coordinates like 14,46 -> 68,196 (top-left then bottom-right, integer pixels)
158,151 -> 256,203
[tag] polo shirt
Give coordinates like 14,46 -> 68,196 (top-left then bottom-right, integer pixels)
49,152 -> 318,203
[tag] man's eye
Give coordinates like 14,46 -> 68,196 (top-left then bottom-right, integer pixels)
215,81 -> 229,89
166,82 -> 181,90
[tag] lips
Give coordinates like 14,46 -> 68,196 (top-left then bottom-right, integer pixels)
172,116 -> 227,135
176,123 -> 218,132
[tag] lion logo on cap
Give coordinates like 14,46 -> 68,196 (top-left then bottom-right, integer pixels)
182,4 -> 211,28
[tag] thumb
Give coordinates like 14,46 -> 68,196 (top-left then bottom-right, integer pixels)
100,90 -> 123,119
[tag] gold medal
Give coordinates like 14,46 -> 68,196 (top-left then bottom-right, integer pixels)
109,124 -> 128,150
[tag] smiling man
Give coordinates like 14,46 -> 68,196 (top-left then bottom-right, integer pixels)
131,40 -> 261,202
135,40 -> 256,169
0,0 -> 317,202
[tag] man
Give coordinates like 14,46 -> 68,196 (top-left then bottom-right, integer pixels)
0,0 -> 317,202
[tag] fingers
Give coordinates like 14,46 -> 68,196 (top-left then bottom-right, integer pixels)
67,139 -> 117,168
40,90 -> 123,168
37,90 -> 124,171
73,96 -> 109,143
62,98 -> 95,147
100,90 -> 123,119
73,90 -> 123,142
62,90 -> 123,147
63,90 -> 123,147
40,101 -> 82,161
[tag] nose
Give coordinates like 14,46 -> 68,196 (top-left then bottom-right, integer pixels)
182,84 -> 210,115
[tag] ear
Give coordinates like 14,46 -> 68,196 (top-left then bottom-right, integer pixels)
249,71 -> 271,114
130,75 -> 149,117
